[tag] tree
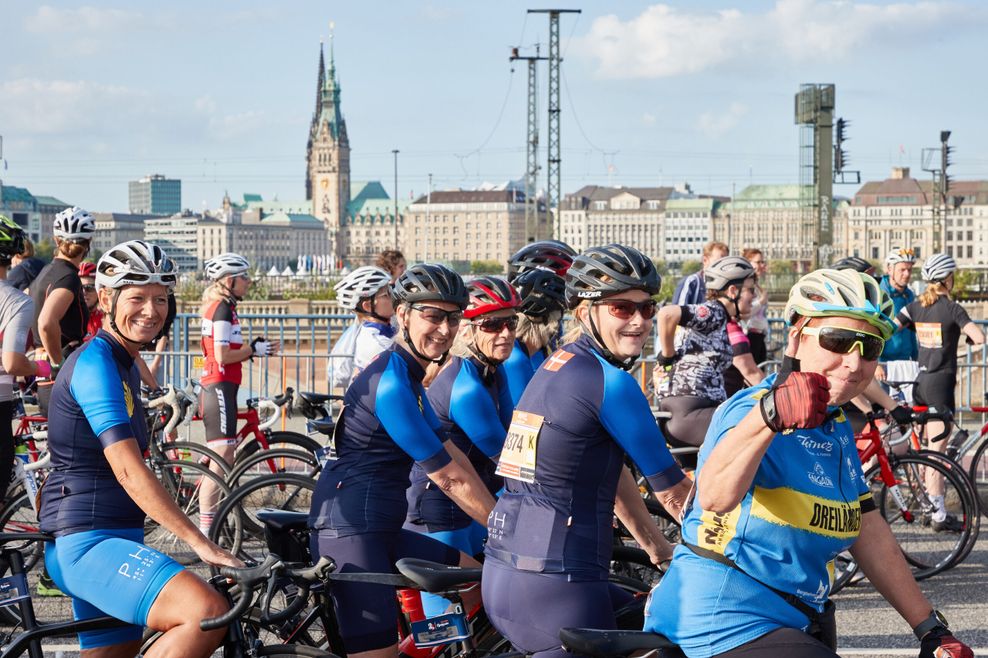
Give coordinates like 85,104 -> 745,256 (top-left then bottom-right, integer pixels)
952,269 -> 974,299
768,259 -> 796,275
35,239 -> 55,262
681,260 -> 702,276
470,260 -> 504,275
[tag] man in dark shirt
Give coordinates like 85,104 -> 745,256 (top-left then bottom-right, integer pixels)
8,238 -> 46,291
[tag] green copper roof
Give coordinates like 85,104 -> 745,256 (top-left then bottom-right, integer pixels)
665,198 -> 716,211
0,186 -> 37,208
34,195 -> 70,207
260,212 -> 324,226
734,184 -> 810,201
243,193 -> 263,204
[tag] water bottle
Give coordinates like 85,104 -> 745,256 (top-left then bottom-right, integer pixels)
14,443 -> 39,504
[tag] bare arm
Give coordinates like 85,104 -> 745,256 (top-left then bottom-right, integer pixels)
2,352 -> 39,377
135,357 -> 158,389
614,466 -> 674,564
38,289 -> 74,364
656,305 -> 682,358
850,509 -> 932,629
697,405 -> 776,512
652,477 -> 693,521
103,438 -> 242,568
961,321 -> 985,346
214,342 -> 254,366
426,441 -> 497,525
860,378 -> 898,412
732,352 -> 764,386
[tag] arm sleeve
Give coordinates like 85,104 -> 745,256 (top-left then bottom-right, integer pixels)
951,302 -> 973,327
449,364 -> 507,459
69,344 -> 134,448
598,366 -> 684,491
502,349 -> 534,406
681,302 -> 723,333
353,328 -> 393,370
375,359 -> 451,473
727,321 -> 751,356
2,297 -> 34,355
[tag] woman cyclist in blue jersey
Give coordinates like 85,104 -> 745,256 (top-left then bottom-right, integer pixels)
503,240 -> 574,403
654,256 -> 759,448
40,241 -> 240,658
309,263 -> 497,658
646,268 -> 973,658
482,244 -> 693,658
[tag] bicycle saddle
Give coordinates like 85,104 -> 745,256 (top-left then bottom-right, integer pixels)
395,558 -> 482,593
307,418 -> 336,435
297,391 -> 344,406
558,628 -> 678,658
256,509 -> 309,532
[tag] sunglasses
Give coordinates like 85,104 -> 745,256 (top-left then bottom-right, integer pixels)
592,299 -> 658,320
82,284 -> 97,293
801,326 -> 885,361
410,304 -> 463,327
471,315 -> 519,334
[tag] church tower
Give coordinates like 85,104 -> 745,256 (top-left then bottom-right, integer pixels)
306,34 -> 350,245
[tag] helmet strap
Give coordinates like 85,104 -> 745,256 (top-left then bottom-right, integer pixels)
584,310 -> 637,372
466,327 -> 504,377
361,296 -> 390,324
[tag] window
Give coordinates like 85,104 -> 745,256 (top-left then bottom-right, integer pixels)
871,246 -> 880,259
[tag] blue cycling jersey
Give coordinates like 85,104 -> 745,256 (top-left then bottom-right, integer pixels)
309,345 -> 452,538
880,275 -> 917,361
484,334 -> 683,580
407,355 -> 512,532
40,331 -> 149,538
645,375 -> 876,657
503,339 -> 548,405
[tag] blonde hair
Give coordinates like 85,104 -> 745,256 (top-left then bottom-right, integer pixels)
516,313 -> 560,351
449,322 -> 478,360
56,238 -> 88,260
20,239 -> 35,258
919,281 -> 950,307
561,300 -> 590,345
200,280 -> 233,314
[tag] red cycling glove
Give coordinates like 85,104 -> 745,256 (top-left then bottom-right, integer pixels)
920,628 -> 973,658
759,371 -> 831,433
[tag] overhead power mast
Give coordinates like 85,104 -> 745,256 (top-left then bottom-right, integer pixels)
510,45 -> 547,243
528,9 -> 580,239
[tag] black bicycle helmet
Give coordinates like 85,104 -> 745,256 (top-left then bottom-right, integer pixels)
391,263 -> 468,309
832,256 -> 875,275
507,240 -> 576,281
564,244 -> 660,309
513,269 -> 566,319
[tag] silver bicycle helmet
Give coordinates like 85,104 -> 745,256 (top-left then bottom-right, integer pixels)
704,256 -> 756,292
921,253 -> 956,283
204,252 -> 250,281
334,266 -> 392,311
53,206 -> 96,241
96,240 -> 178,290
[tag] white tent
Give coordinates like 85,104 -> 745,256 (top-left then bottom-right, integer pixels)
281,266 -> 295,277
266,266 -> 280,277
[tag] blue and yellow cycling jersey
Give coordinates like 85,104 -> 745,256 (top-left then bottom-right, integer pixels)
309,345 -> 452,538
485,334 -> 683,580
40,330 -> 150,537
645,374 -> 875,657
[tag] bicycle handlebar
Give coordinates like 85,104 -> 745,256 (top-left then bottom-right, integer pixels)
147,385 -> 193,435
200,554 -> 284,631
259,556 -> 336,625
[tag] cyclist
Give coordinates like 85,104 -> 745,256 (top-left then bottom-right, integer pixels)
8,237 -> 46,292
40,241 -> 240,658
502,268 -> 567,404
877,247 -> 919,403
896,253 -> 984,531
31,206 -> 94,366
832,255 -> 877,277
742,248 -> 769,365
672,240 -> 728,306
197,252 -> 280,534
0,216 -> 51,499
654,256 -> 759,447
309,263 -> 496,658
374,248 -> 407,282
506,239 -> 576,281
79,261 -> 103,341
645,268 -> 974,658
482,244 -> 691,658
328,265 -> 395,391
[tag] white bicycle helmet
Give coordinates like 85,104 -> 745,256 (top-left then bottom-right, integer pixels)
334,266 -> 392,311
96,240 -> 178,290
53,206 -> 96,241
921,253 -> 956,283
204,252 -> 250,280
785,268 -> 895,339
704,256 -> 756,292
885,247 -> 917,266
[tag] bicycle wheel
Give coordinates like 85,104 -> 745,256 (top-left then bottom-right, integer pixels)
209,473 -> 316,566
237,431 -> 323,464
158,440 -> 232,475
913,449 -> 980,564
0,485 -> 43,571
865,453 -> 975,579
967,434 -> 988,519
255,644 -> 335,656
147,459 -> 231,565
226,448 -> 321,490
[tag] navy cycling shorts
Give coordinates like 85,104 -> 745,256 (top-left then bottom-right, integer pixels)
481,560 -> 633,658
312,529 -> 460,653
45,527 -> 184,649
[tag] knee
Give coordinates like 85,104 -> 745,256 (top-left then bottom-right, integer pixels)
198,588 -> 230,622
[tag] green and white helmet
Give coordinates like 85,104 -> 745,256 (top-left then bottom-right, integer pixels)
785,268 -> 895,339
0,215 -> 26,258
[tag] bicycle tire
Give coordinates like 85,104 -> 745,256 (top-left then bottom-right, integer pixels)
147,459 -> 231,565
865,453 -> 975,579
255,645 -> 336,657
967,433 -> 988,520
208,473 -> 316,567
912,449 -> 981,565
0,485 -> 43,571
237,431 -> 323,464
158,440 -> 232,475
226,448 -> 321,490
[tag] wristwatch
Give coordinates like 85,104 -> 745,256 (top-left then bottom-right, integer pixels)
759,391 -> 782,433
913,609 -> 949,641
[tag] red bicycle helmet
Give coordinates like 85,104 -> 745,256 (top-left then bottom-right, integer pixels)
464,276 -> 521,319
78,261 -> 98,278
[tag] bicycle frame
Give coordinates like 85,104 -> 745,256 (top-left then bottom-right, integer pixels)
856,420 -> 914,523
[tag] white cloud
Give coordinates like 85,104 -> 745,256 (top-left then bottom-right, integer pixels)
575,1 -> 977,79
642,112 -> 657,126
0,79 -> 153,135
24,5 -> 147,34
696,102 -> 748,138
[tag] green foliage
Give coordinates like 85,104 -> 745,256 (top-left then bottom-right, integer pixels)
470,260 -> 504,275
680,260 -> 702,276
651,259 -> 669,276
175,278 -> 206,303
35,239 -> 54,261
768,259 -> 796,275
953,269 -> 974,299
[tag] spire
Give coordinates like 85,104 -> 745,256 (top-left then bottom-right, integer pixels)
314,41 -> 325,122
327,22 -> 336,84
317,20 -> 344,141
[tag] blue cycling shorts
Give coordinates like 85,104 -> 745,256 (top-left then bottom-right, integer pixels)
45,527 -> 184,649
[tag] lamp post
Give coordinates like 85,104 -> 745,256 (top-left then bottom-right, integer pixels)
392,149 -> 399,249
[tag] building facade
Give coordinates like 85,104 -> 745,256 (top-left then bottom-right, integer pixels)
0,183 -> 42,243
713,184 -> 817,270
35,196 -> 71,242
559,186 -> 672,258
403,190 -> 527,268
663,197 -> 719,265
129,175 -> 181,216
338,181 -> 403,267
92,213 -> 155,255
144,212 -> 200,272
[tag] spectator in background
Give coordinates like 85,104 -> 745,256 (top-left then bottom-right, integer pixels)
672,241 -> 728,306
877,247 -> 919,403
78,262 -> 103,341
375,249 -> 407,282
742,247 -> 769,365
8,238 -> 47,292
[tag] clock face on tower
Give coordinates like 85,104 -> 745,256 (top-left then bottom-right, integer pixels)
320,179 -> 329,190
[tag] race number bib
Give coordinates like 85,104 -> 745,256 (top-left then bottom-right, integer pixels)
192,355 -> 207,373
496,410 -> 543,483
915,322 -> 943,349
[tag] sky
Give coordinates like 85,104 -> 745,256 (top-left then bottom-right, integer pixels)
2,0 -> 988,213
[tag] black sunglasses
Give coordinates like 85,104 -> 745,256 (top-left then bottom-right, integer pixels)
411,304 -> 463,327
801,326 -> 885,361
471,315 -> 519,334
592,299 -> 658,320
81,284 -> 97,293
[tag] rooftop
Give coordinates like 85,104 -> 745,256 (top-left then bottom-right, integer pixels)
409,189 -> 526,205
